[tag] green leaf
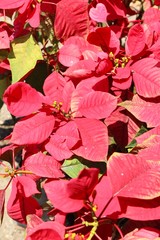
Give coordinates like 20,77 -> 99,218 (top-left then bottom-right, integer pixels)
61,157 -> 106,179
8,34 -> 43,83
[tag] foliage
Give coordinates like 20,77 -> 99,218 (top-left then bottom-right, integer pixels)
0,0 -> 160,239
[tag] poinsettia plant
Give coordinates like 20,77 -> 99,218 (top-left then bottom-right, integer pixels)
1,0 -> 160,239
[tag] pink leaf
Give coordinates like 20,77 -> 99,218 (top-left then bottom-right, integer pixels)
3,82 -> 43,117
58,44 -> 82,67
120,94 -> 160,128
24,152 -> 64,178
125,23 -> 146,57
78,91 -> 117,119
89,3 -> 108,23
11,112 -> 55,145
54,0 -> 89,41
108,153 -> 160,199
73,118 -> 108,161
0,0 -> 25,9
131,58 -> 160,98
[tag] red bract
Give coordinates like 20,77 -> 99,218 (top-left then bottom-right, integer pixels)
87,27 -> 120,55
4,71 -> 114,161
23,151 -> 64,178
2,1 -> 160,239
3,82 -> 44,117
26,221 -> 65,240
7,176 -> 42,224
54,0 -> 89,41
44,168 -> 99,213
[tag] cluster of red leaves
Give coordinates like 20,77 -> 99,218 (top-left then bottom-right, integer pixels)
1,0 -> 160,239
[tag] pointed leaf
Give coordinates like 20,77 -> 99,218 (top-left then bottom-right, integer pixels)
131,58 -> 160,98
24,152 -> 64,178
78,91 -> 117,119
125,23 -> 146,57
3,82 -> 43,117
120,94 -> 160,128
56,121 -> 79,149
54,0 -> 89,41
8,34 -> 43,83
11,112 -> 55,145
108,153 -> 160,199
73,118 -> 108,161
43,71 -> 66,104
45,134 -> 73,161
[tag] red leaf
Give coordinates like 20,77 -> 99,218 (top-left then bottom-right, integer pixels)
87,27 -> 120,55
131,58 -> 160,98
45,134 -> 73,161
44,168 -> 99,213
26,221 -> 65,240
24,152 -> 64,178
58,36 -> 99,67
64,59 -> 97,79
71,75 -> 109,117
3,82 -> 43,117
7,177 -> 42,224
43,71 -> 66,104
11,112 -> 55,145
120,94 -> 160,128
73,118 -> 108,161
108,153 -> 160,199
16,176 -> 40,197
125,23 -> 146,57
54,0 -> 89,41
55,121 -> 79,149
78,91 -> 117,119
118,197 -> 160,221
0,0 -> 25,9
